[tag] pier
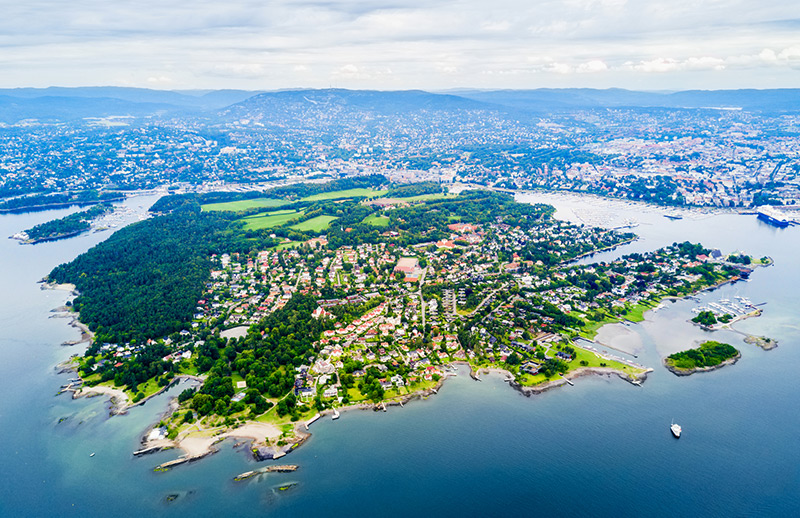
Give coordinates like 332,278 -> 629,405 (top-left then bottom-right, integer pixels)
305,413 -> 321,430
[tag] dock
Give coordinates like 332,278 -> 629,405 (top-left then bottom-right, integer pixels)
133,445 -> 167,456
305,413 -> 321,430
560,375 -> 574,386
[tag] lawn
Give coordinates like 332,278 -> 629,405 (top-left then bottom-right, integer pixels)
363,214 -> 390,227
201,198 -> 288,212
241,209 -> 304,230
291,215 -> 339,231
300,188 -> 388,202
272,240 -> 301,251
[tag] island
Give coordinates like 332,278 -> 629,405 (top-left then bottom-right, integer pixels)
14,204 -> 114,244
663,340 -> 741,376
47,177 -> 762,464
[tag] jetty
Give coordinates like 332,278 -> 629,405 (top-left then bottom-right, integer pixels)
234,465 -> 298,481
133,445 -> 167,456
154,451 -> 214,471
305,413 -> 321,430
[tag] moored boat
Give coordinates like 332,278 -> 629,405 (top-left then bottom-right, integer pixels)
671,420 -> 682,438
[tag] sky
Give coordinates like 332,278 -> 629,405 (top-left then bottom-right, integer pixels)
3,0 -> 800,91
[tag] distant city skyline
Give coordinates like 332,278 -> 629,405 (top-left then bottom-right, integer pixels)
4,0 -> 800,90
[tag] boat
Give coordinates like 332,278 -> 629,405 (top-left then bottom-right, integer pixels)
756,207 -> 790,228
664,213 -> 683,220
670,420 -> 682,438
90,452 -> 95,457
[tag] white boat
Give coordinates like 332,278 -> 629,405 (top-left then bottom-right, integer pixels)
671,421 -> 682,438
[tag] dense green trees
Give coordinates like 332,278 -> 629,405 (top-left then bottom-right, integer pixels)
666,341 -> 739,370
692,311 -> 718,327
24,204 -> 112,242
48,211 -> 237,343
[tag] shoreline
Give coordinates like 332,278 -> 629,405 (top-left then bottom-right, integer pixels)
41,281 -> 95,346
143,361 -> 652,468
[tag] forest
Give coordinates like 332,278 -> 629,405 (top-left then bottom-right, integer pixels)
48,209 -> 277,343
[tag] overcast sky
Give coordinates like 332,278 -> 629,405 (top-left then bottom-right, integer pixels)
3,0 -> 800,90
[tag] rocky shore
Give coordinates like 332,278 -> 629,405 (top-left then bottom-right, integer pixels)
743,334 -> 778,351
509,367 -> 651,396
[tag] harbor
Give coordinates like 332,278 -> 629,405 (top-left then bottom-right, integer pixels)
690,296 -> 763,329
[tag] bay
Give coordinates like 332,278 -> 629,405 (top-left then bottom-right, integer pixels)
1,191 -> 798,517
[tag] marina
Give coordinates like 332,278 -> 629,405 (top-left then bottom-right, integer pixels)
691,296 -> 762,328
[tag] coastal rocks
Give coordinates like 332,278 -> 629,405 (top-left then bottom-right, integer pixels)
662,352 -> 741,377
253,446 -> 282,461
744,334 -> 778,351
163,490 -> 195,504
153,449 -> 216,472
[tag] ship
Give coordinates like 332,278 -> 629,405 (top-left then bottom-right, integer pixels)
756,206 -> 790,228
670,420 -> 682,438
664,213 -> 683,220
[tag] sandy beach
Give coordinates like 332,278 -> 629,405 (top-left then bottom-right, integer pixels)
222,422 -> 282,442
75,384 -> 130,413
178,436 -> 221,457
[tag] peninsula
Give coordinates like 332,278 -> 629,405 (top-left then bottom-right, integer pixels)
14,204 -> 113,244
47,178 -> 760,461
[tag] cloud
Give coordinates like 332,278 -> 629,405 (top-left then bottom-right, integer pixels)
577,60 -> 608,73
1,0 -> 799,89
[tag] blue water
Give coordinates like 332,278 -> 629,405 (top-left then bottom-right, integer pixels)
1,193 -> 799,517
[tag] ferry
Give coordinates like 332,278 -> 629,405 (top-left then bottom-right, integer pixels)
670,421 -> 682,438
756,207 -> 790,228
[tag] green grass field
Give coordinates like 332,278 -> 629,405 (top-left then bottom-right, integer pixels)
201,198 -> 288,212
291,215 -> 339,231
301,188 -> 388,202
241,209 -> 305,230
363,214 -> 390,227
272,240 -> 301,251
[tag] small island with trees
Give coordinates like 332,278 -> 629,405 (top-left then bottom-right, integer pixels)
663,340 -> 741,376
14,204 -> 114,244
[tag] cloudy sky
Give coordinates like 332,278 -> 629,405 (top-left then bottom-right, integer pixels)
3,0 -> 800,90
